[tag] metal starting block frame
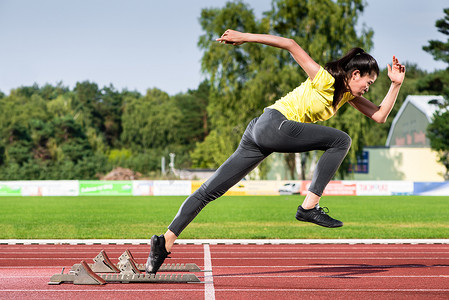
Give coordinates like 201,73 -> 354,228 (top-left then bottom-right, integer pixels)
74,249 -> 202,273
118,249 -> 202,273
49,260 -> 200,285
49,249 -> 202,285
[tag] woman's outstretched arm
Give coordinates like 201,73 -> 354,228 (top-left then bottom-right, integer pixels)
216,29 -> 320,80
349,56 -> 406,123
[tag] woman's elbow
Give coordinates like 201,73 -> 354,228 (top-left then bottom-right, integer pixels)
370,109 -> 388,124
286,38 -> 297,51
372,116 -> 387,124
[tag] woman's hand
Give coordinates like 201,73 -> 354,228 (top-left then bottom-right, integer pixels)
387,56 -> 406,85
216,29 -> 247,46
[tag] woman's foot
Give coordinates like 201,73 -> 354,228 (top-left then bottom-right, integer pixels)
145,234 -> 171,274
296,205 -> 343,228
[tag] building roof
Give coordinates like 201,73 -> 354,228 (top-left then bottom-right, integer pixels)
405,95 -> 446,122
385,95 -> 445,146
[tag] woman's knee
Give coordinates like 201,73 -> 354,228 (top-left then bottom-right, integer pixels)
335,131 -> 352,150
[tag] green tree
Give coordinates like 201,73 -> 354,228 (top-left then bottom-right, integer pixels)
122,88 -> 182,149
38,82 -> 69,100
424,7 -> 449,179
0,83 -> 113,180
198,1 -> 260,131
423,8 -> 449,65
73,81 -> 102,128
420,8 -> 449,99
29,119 -> 54,160
120,85 -> 210,172
193,0 -> 373,179
182,80 -> 211,142
427,100 -> 449,179
93,85 -> 125,148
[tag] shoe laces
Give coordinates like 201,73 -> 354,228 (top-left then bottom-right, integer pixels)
316,205 -> 329,214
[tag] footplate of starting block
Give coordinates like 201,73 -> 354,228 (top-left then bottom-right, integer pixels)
49,261 -> 106,285
119,249 -> 202,272
77,249 -> 202,273
117,249 -> 201,272
100,273 -> 200,284
49,260 -> 200,285
150,263 -> 202,272
92,249 -> 120,273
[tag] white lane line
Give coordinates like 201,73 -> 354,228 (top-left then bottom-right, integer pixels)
215,289 -> 449,292
1,256 -> 447,260
213,265 -> 449,269
0,289 -> 203,292
202,257 -> 449,260
212,275 -> 449,278
3,239 -> 449,245
1,251 -> 449,254
204,244 -> 215,300
2,275 -> 448,279
1,289 -> 449,292
2,264 -> 448,269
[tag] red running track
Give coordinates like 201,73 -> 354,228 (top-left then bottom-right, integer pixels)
1,243 -> 449,299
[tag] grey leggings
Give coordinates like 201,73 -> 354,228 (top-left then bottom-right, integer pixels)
168,108 -> 351,236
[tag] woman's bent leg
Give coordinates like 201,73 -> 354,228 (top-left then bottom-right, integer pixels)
254,109 -> 351,228
255,109 -> 352,197
168,147 -> 268,236
168,118 -> 270,237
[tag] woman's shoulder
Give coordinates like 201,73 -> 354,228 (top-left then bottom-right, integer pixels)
310,66 -> 335,90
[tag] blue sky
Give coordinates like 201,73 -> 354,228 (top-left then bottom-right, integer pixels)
0,0 -> 447,96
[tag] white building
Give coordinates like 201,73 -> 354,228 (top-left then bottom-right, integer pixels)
354,95 -> 446,181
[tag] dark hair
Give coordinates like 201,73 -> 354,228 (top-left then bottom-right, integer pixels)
325,48 -> 379,109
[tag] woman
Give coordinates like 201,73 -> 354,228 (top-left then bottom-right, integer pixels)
146,29 -> 406,274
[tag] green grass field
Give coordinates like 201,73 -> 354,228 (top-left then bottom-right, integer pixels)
1,195 -> 448,239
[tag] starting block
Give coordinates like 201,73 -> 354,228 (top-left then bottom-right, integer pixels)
50,249 -> 202,285
49,260 -> 200,285
118,249 -> 202,273
75,249 -> 202,273
49,261 -> 106,285
92,250 -> 120,273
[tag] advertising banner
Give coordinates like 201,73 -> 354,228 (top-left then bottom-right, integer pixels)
414,182 -> 449,196
0,181 -> 22,196
300,181 -> 357,196
26,180 -> 79,196
356,181 -> 414,196
389,181 -> 414,195
239,180 -> 289,195
0,180 -> 447,196
0,181 -> 79,196
153,180 -> 191,196
133,181 -> 154,196
79,181 -> 133,196
356,181 -> 390,196
192,180 -> 295,196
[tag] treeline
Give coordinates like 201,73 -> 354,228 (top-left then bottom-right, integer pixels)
0,0 -> 447,180
0,82 -> 210,179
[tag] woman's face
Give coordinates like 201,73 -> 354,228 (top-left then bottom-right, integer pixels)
347,70 -> 377,97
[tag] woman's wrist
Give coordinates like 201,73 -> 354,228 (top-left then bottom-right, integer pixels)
391,81 -> 403,87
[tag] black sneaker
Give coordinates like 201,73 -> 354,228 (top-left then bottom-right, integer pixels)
296,205 -> 343,228
145,234 -> 171,274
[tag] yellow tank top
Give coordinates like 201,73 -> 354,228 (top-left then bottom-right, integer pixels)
268,66 -> 354,123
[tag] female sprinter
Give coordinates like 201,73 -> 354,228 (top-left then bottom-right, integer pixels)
146,29 -> 406,274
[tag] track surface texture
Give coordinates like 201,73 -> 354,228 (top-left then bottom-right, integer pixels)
1,241 -> 449,299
